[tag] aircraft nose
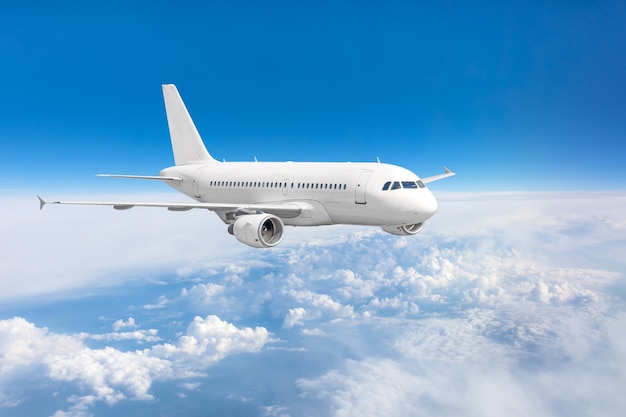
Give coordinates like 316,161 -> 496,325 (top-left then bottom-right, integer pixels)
420,190 -> 438,219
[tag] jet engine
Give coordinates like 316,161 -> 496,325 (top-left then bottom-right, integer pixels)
381,223 -> 424,236
228,213 -> 284,248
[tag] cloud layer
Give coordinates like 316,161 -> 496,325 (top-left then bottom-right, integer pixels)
1,191 -> 625,416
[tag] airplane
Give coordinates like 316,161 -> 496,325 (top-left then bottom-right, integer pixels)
38,84 -> 455,248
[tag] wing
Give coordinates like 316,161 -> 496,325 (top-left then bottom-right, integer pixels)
421,167 -> 456,184
96,174 -> 182,181
37,196 -> 304,219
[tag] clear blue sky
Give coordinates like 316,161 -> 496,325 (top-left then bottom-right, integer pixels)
1,1 -> 625,191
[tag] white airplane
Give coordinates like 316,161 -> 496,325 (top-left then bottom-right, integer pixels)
38,84 -> 455,248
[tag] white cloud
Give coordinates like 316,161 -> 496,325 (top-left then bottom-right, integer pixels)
2,191 -> 626,416
0,194 -> 247,302
0,314 -> 272,415
283,307 -> 307,328
84,329 -> 160,343
112,317 -> 136,331
301,328 -> 325,336
148,315 -> 272,370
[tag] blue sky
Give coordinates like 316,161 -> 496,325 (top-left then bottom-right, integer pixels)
1,3 -> 626,417
1,1 -> 624,192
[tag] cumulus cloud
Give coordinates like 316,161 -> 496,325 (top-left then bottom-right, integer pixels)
283,307 -> 307,328
112,317 -> 136,331
0,315 -> 272,416
148,315 -> 272,370
2,191 -> 625,416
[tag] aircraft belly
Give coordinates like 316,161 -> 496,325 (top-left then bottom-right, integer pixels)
323,200 -> 387,226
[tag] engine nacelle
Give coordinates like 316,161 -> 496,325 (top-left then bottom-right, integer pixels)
381,223 -> 424,236
229,213 -> 284,248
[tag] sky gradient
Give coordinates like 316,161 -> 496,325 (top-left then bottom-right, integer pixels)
1,1 -> 624,192
1,3 -> 626,417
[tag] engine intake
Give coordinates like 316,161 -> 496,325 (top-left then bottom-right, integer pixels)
230,213 -> 284,248
381,223 -> 424,236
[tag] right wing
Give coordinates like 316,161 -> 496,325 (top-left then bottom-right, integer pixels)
421,167 -> 456,184
37,196 -> 304,219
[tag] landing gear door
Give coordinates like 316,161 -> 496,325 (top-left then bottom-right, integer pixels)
355,170 -> 373,204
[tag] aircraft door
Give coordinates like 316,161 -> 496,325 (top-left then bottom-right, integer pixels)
355,170 -> 373,204
193,168 -> 206,199
282,179 -> 289,196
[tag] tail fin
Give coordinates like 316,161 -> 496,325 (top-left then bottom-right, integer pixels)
162,84 -> 218,165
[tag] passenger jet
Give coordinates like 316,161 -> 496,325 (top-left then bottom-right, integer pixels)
38,84 -> 455,248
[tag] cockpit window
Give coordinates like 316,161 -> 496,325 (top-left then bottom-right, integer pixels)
391,181 -> 401,190
402,181 -> 418,189
417,180 -> 425,188
382,181 -> 391,191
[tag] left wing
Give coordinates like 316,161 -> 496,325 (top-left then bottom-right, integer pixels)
421,167 -> 456,184
37,196 -> 304,218
96,174 -> 182,181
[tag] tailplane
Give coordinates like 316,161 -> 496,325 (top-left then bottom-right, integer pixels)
162,84 -> 218,165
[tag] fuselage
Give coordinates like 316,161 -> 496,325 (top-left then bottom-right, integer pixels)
160,161 -> 438,228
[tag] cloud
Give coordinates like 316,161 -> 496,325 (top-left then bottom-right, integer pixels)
2,191 -> 626,416
295,310 -> 626,417
283,307 -> 307,328
84,329 -> 161,343
0,194 -> 247,302
148,315 -> 272,371
0,314 -> 272,416
112,317 -> 136,331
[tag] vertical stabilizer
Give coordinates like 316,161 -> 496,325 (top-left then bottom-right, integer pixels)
162,84 -> 218,165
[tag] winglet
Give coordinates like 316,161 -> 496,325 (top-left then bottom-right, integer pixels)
37,195 -> 47,210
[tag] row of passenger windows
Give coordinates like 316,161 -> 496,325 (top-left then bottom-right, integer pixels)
208,180 -> 348,190
382,180 -> 426,190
